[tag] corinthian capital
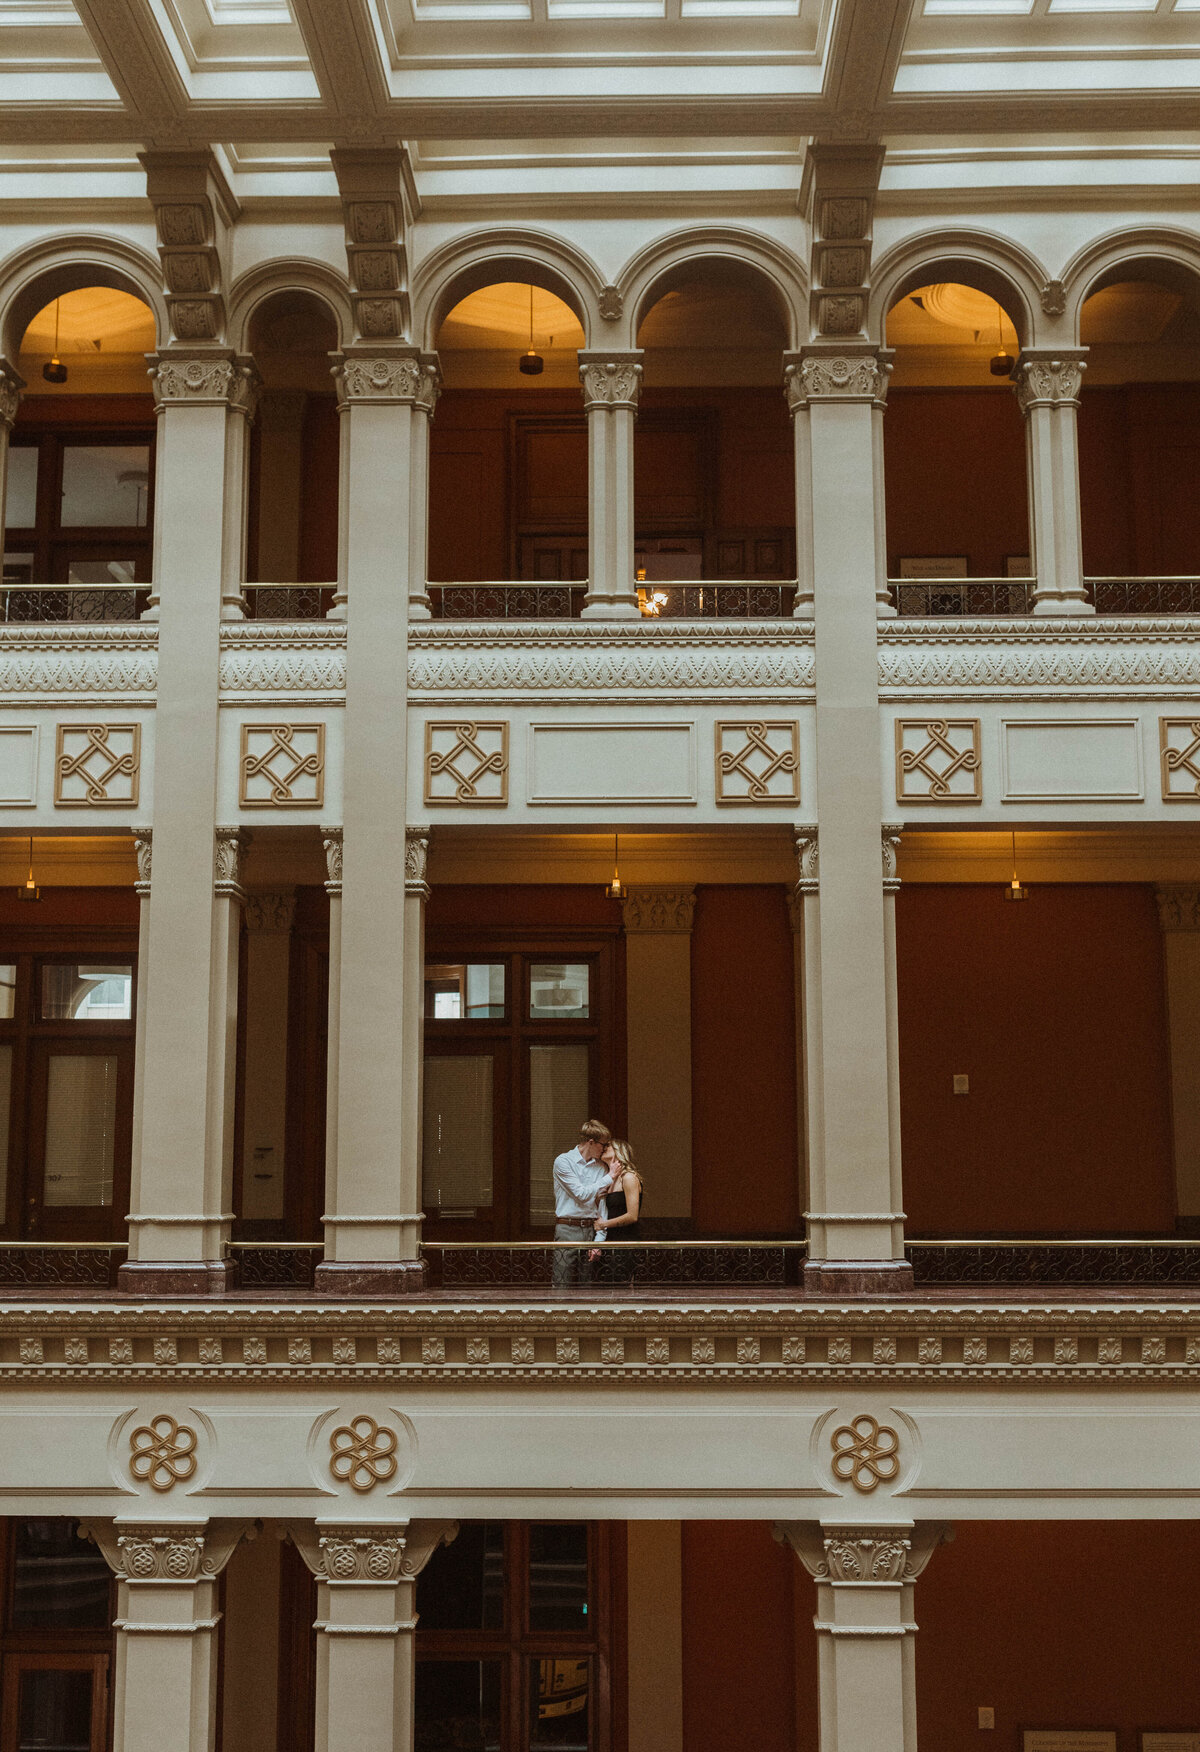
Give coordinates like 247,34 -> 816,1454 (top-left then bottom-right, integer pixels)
0,360 -> 23,430
578,351 -> 643,411
784,348 -> 891,410
149,351 -> 261,417
333,350 -> 440,411
1013,350 -> 1087,412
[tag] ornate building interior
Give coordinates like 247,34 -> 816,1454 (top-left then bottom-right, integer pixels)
1,0 -> 1200,1748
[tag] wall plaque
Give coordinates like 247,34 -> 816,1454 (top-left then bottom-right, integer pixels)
1142,1736 -> 1200,1751
1023,1734 -> 1117,1752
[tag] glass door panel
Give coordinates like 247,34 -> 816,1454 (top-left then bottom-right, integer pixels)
0,1656 -> 107,1752
528,1045 -> 590,1229
529,1658 -> 590,1751
423,1044 -> 509,1240
43,1056 -> 118,1207
415,1660 -> 502,1752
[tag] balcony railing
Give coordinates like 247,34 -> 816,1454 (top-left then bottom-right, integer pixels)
429,582 -> 795,620
892,577 -> 1034,617
1087,576 -> 1200,615
0,1242 -> 125,1288
1,584 -> 147,623
907,1239 -> 1200,1286
243,585 -> 334,621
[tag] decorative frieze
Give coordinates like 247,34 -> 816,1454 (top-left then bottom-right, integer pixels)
785,351 -> 890,406
830,1413 -> 900,1493
879,617 -> 1200,701
240,722 -> 325,808
424,720 -> 509,805
405,827 -> 430,898
620,886 -> 696,934
715,719 -> 800,804
115,1526 -> 206,1580
213,826 -> 247,899
1161,718 -> 1200,800
333,353 -> 440,410
140,148 -> 236,345
150,353 -> 260,415
331,146 -> 415,343
1156,885 -> 1200,934
882,822 -> 903,893
131,827 -> 152,897
329,1414 -> 399,1493
54,723 -> 141,807
128,1414 -> 198,1492
322,826 -> 343,896
895,718 -> 982,804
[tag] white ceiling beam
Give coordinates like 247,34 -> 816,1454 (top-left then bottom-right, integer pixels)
288,0 -> 390,127
71,0 -> 191,124
819,0 -> 919,128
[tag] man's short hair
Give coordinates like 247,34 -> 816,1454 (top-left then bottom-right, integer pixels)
578,1119 -> 612,1147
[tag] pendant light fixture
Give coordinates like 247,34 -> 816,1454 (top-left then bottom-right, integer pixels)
989,298 -> 1015,378
17,835 -> 40,903
605,833 -> 624,901
1003,830 -> 1027,903
518,285 -> 544,376
42,298 -> 68,385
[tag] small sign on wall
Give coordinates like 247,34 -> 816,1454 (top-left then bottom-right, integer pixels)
1142,1736 -> 1200,1751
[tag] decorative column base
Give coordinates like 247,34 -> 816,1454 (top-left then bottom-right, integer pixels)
313,1259 -> 427,1297
117,1259 -> 238,1296
804,1258 -> 913,1296
1030,594 -> 1095,617
580,595 -> 643,622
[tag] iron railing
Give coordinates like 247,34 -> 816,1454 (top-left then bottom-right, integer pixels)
227,1241 -> 322,1287
431,583 -> 585,620
0,585 -> 146,623
429,582 -> 794,620
243,585 -> 335,621
639,583 -> 795,618
424,1240 -> 806,1289
906,1239 -> 1200,1286
1087,576 -> 1200,615
0,1242 -> 126,1288
892,578 -> 1034,617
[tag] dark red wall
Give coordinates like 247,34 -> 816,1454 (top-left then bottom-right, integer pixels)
1079,383 -> 1200,575
681,1522 -> 809,1752
896,884 -> 1174,1235
918,1522 -> 1200,1748
690,886 -> 800,1235
883,387 -> 1030,577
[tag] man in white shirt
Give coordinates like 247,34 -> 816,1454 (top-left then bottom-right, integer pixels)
552,1118 -> 614,1286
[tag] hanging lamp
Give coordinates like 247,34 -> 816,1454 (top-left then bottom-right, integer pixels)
42,298 -> 68,385
17,835 -> 40,902
605,833 -> 624,901
989,299 -> 1015,378
518,285 -> 544,376
1003,830 -> 1027,903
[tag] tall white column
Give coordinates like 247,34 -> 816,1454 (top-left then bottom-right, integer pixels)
407,360 -> 439,620
315,352 -> 431,1294
790,832 -> 820,1232
0,360 -> 22,566
290,1521 -> 457,1752
787,350 -> 909,1292
786,373 -> 815,619
402,829 -> 430,1241
777,1523 -> 947,1752
85,1520 -> 249,1752
240,890 -> 295,1225
322,826 -> 343,1240
122,353 -> 256,1294
1014,350 -> 1092,615
622,886 -> 696,1221
1156,885 -> 1200,1230
578,351 -> 643,621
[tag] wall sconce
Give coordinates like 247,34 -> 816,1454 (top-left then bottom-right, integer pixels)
17,835 -> 40,902
605,833 -> 624,901
1003,830 -> 1027,902
636,569 -> 668,617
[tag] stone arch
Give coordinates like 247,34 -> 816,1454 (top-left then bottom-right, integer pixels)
619,228 -> 802,351
1062,227 -> 1200,339
869,230 -> 1048,349
0,234 -> 166,364
228,260 -> 352,355
412,230 -> 603,351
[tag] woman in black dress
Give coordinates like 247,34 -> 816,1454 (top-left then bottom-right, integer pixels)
592,1139 -> 643,1282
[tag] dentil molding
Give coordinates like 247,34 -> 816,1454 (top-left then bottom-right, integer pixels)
8,1302 -> 1200,1384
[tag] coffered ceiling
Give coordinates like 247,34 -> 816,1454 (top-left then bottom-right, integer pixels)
0,0 -> 1196,199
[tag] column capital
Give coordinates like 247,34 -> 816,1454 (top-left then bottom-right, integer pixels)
621,885 -> 696,934
405,825 -> 430,898
332,348 -> 440,411
578,350 -> 643,411
244,889 -> 296,934
1013,349 -> 1088,412
1157,884 -> 1200,933
214,826 -> 248,900
322,825 -> 343,896
775,1521 -> 950,1583
882,822 -> 903,893
132,825 -> 152,897
784,347 -> 892,410
794,828 -> 819,896
0,359 -> 23,429
289,1519 -> 457,1582
149,350 -> 261,417
82,1518 -> 250,1582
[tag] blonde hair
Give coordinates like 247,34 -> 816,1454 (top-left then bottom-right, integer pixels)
607,1138 -> 641,1183
579,1118 -> 612,1147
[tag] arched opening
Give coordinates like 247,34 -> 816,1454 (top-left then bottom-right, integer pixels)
1077,269 -> 1200,611
634,264 -> 793,603
245,290 -> 340,609
884,279 -> 1031,612
5,285 -> 156,599
428,279 -> 587,602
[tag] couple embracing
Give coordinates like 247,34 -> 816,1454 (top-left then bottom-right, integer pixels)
551,1118 -> 643,1286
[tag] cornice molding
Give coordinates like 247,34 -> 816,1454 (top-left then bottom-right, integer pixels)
878,617 -> 1200,702
0,626 -> 158,704
6,1302 -> 1200,1385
